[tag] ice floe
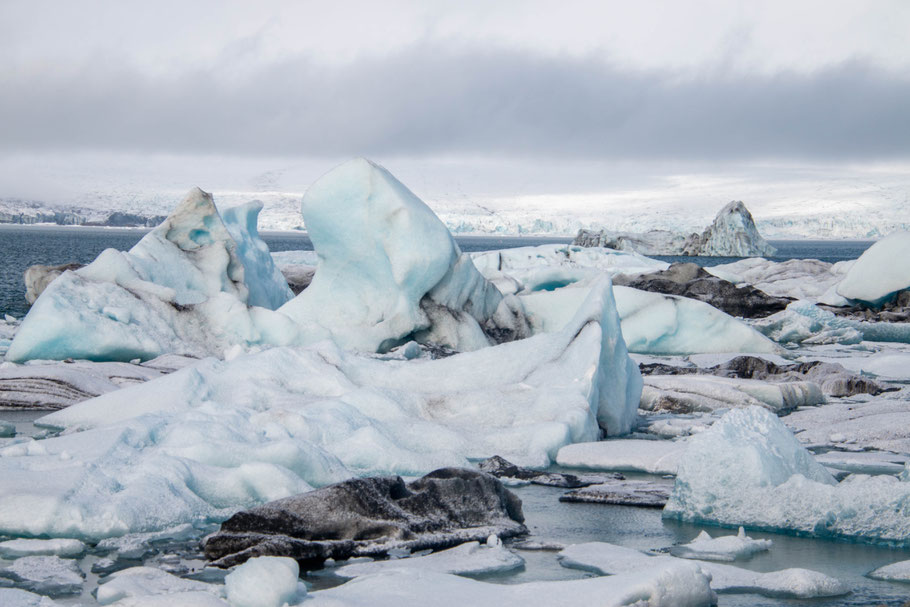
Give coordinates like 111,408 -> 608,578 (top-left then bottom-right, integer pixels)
333,538 -> 524,578
668,527 -> 772,562
665,406 -> 910,545
641,374 -> 824,414
867,558 -> 910,583
558,541 -> 848,599
556,438 -> 687,475
303,565 -> 715,607
0,539 -> 85,559
95,566 -> 221,605
0,555 -> 84,597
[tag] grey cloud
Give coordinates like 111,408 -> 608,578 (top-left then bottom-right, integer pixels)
1,44 -> 908,160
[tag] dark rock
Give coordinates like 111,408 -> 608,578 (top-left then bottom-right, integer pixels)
639,355 -> 896,397
478,455 -> 624,488
203,468 -> 527,568
559,478 -> 672,508
613,263 -> 792,318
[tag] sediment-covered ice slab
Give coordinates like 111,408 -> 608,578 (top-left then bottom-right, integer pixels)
664,406 -> 910,545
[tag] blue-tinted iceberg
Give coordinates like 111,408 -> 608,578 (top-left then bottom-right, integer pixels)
837,230 -> 910,306
280,158 -> 522,352
664,406 -> 910,545
6,188 -> 297,362
754,300 -> 910,345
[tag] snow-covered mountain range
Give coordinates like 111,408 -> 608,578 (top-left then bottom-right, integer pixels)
1,154 -> 908,237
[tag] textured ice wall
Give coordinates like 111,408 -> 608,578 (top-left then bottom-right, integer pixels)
279,158 -> 513,352
665,406 -> 910,544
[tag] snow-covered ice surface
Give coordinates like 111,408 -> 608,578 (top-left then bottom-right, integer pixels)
558,541 -> 848,599
837,230 -> 910,306
333,538 -> 524,578
669,528 -> 772,562
0,277 -> 639,540
556,439 -> 688,475
304,565 -> 715,607
707,258 -> 851,301
665,407 -> 910,545
868,559 -> 910,583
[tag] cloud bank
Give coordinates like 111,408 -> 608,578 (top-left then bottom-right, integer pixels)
2,43 -> 908,161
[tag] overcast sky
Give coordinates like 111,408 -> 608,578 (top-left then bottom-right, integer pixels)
2,0 -> 909,165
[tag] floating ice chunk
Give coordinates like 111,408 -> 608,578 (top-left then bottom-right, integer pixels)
334,540 -> 524,578
305,566 -> 715,607
221,201 -> 294,310
95,566 -> 221,605
754,300 -> 910,345
0,556 -> 84,597
556,439 -> 687,475
669,528 -> 771,562
641,375 -> 824,414
558,542 -> 848,599
224,556 -> 303,607
519,284 -> 779,355
868,559 -> 910,582
0,539 -> 85,559
665,406 -> 910,544
837,231 -> 910,306
95,525 -> 199,560
707,258 -> 844,301
0,588 -> 61,607
279,159 -> 511,353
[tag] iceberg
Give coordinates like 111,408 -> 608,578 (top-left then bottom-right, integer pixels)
837,230 -> 910,306
664,406 -> 910,545
574,201 -> 776,257
0,277 -> 639,540
754,300 -> 910,345
279,159 -> 522,352
6,188 -> 297,362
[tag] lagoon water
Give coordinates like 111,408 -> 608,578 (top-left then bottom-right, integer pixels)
0,225 -> 873,318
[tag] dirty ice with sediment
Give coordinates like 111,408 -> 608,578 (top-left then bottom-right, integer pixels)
2,158 -> 910,606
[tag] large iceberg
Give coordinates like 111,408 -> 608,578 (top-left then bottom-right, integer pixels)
6,188 -> 297,362
0,278 -> 639,540
836,230 -> 910,306
664,406 -> 910,545
574,200 -> 776,257
279,159 -> 522,352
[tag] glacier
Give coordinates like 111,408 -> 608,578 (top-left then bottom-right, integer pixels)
664,406 -> 910,545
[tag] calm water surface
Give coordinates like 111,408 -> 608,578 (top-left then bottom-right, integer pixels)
0,226 -> 873,318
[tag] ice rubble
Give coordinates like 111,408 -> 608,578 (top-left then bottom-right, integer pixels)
0,279 -> 639,540
668,528 -> 772,562
558,542 -> 848,599
754,300 -> 910,345
303,566 -> 715,607
279,158 -> 522,352
837,230 -> 910,306
333,538 -> 524,578
665,407 -> 910,544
